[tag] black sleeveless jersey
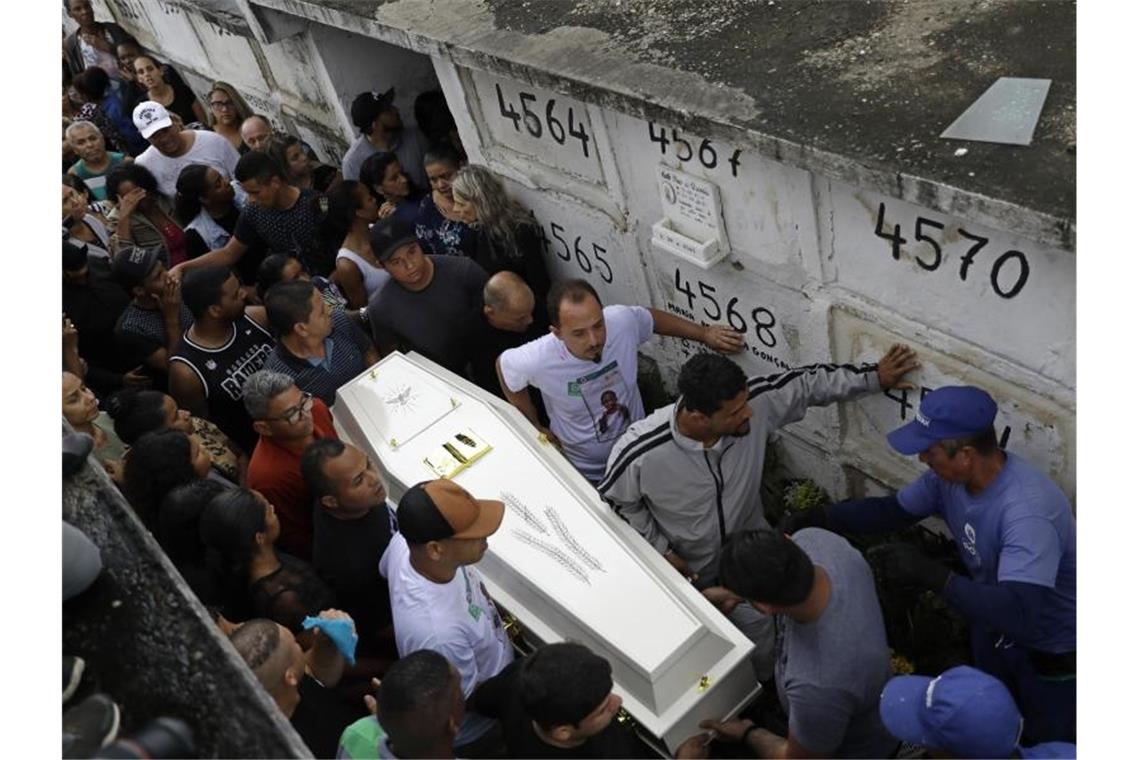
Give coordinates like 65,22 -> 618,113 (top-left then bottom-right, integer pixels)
170,313 -> 275,453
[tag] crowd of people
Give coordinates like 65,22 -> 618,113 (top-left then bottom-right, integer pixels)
62,6 -> 1076,758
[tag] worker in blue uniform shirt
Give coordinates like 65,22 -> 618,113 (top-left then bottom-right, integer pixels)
784,385 -> 1075,744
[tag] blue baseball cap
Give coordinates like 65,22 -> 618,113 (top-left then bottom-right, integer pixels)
886,385 -> 997,455
879,666 -> 1023,757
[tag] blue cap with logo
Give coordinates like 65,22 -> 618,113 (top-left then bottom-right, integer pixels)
879,665 -> 1023,757
886,385 -> 997,455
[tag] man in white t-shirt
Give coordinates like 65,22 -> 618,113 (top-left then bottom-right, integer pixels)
496,279 -> 744,483
132,101 -> 241,199
378,479 -> 513,755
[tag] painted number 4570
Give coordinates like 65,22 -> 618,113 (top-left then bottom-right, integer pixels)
874,202 -> 1030,300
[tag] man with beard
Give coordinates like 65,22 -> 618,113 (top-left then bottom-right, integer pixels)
598,348 -> 918,678
496,279 -> 743,484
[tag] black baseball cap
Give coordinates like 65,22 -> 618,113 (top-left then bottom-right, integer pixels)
350,87 -> 395,132
369,215 -> 419,263
112,245 -> 162,288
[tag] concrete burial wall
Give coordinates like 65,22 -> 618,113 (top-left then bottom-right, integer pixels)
88,0 -> 1075,502
62,425 -> 312,758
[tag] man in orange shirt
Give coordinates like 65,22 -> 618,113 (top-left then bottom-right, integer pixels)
242,369 -> 338,560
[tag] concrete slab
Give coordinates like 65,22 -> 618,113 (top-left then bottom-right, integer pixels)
247,0 -> 1075,250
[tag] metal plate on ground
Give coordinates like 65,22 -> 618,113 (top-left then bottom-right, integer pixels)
940,77 -> 1052,146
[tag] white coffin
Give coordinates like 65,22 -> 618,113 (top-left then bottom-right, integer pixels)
333,352 -> 760,752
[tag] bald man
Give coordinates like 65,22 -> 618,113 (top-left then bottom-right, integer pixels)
230,612 -> 361,758
240,115 -> 275,153
470,271 -> 547,397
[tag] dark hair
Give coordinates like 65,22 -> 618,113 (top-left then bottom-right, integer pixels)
200,488 -> 268,615
256,254 -> 302,302
230,618 -> 281,673
547,279 -> 601,328
106,163 -> 159,203
941,427 -> 999,457
267,135 -> 307,179
422,145 -> 460,171
677,353 -> 748,416
377,649 -> 455,757
174,164 -> 211,225
235,149 -> 285,184
123,429 -> 199,526
72,66 -> 111,101
131,53 -> 165,77
63,241 -> 88,271
719,530 -> 816,607
300,438 -> 346,500
360,152 -> 412,202
413,90 -> 456,144
520,643 -> 613,730
158,479 -> 227,564
63,173 -> 94,202
105,388 -> 168,444
181,266 -> 234,319
320,180 -> 365,250
264,279 -> 317,337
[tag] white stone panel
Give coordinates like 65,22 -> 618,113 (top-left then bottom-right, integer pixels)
823,179 -> 1075,388
188,15 -> 267,92
466,69 -> 606,185
605,110 -> 821,290
830,305 -> 1075,501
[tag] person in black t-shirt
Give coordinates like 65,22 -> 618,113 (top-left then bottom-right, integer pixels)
301,439 -> 395,655
230,614 -> 364,759
173,151 -> 334,279
63,242 -> 152,397
170,266 -> 275,453
470,271 -> 548,398
470,642 -> 648,759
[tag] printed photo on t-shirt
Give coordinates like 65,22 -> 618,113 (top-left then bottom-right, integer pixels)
569,360 -> 633,443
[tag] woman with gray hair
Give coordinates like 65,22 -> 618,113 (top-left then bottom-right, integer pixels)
451,164 -> 551,324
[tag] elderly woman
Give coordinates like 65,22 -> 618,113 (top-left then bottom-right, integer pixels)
64,177 -> 112,259
132,53 -> 206,127
62,371 -> 126,475
199,487 -> 334,633
66,120 -> 131,202
451,163 -> 551,323
107,163 -> 187,265
205,82 -> 254,153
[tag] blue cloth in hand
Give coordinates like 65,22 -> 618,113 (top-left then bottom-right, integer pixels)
301,616 -> 358,666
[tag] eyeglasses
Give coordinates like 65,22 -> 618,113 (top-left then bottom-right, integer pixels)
265,392 -> 313,424
209,100 -> 235,110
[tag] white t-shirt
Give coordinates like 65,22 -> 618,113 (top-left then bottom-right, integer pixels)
378,534 -> 514,745
135,130 -> 241,199
499,304 -> 654,481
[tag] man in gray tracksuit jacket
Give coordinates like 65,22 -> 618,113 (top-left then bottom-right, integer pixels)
598,346 -> 918,678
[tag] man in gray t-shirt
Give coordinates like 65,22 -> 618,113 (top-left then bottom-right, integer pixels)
366,215 -> 488,375
704,528 -> 897,758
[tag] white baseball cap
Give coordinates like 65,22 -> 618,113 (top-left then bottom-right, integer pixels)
132,100 -> 174,139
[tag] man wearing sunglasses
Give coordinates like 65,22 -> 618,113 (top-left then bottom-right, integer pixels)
242,369 -> 339,560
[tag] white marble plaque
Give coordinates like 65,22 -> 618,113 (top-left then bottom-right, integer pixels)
354,367 -> 460,449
